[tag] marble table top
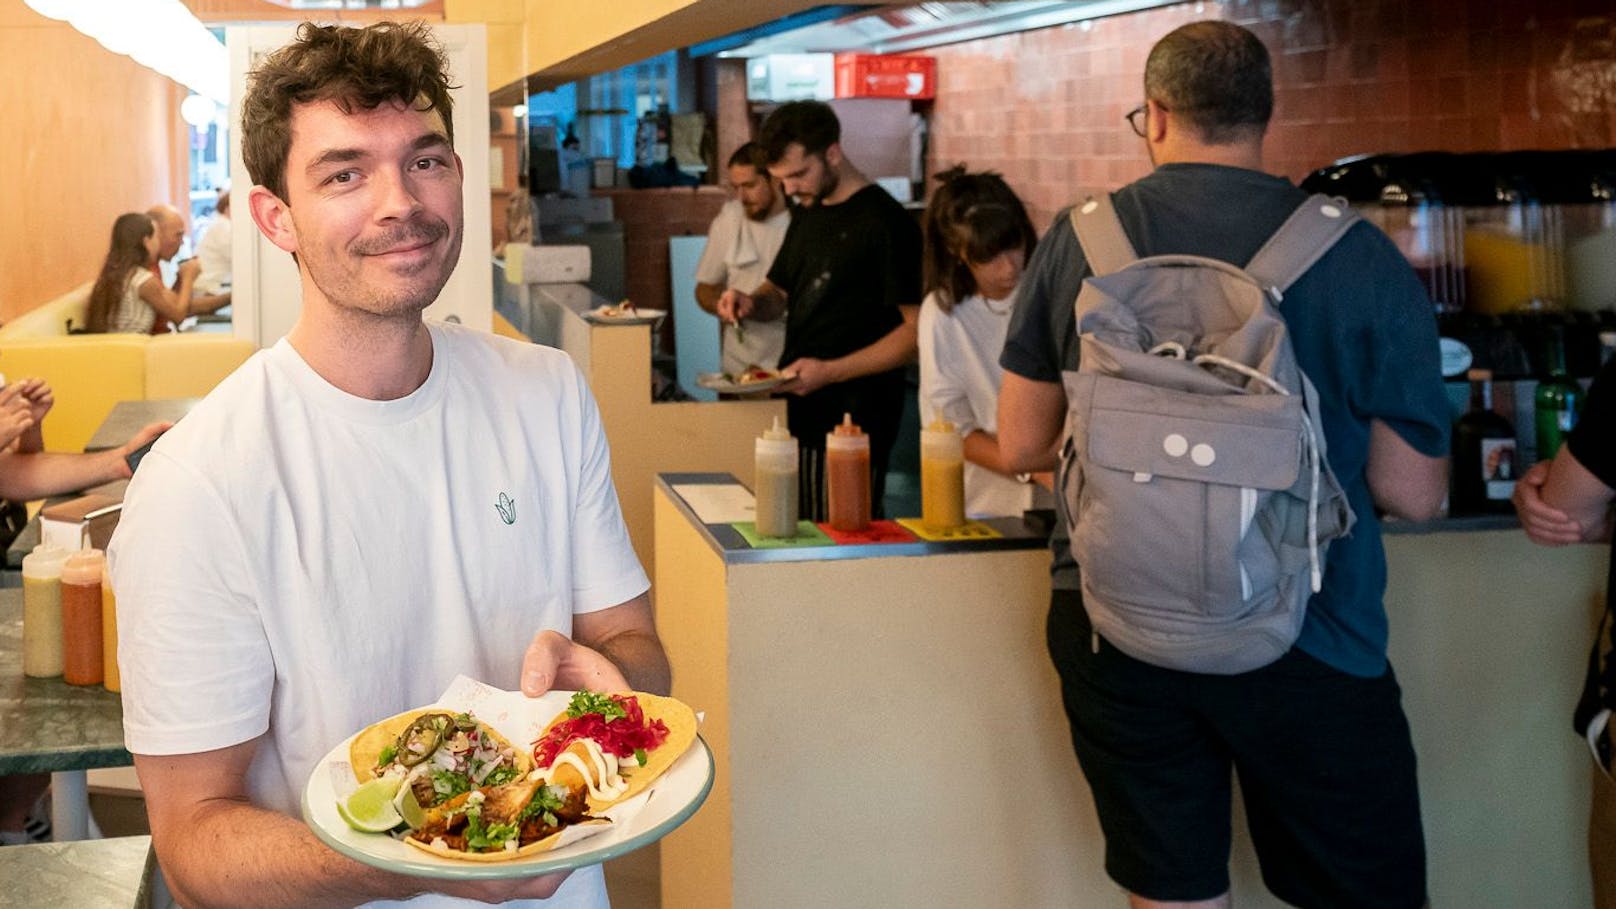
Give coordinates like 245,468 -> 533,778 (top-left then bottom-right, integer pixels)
0,834 -> 154,909
0,588 -> 131,774
84,398 -> 199,453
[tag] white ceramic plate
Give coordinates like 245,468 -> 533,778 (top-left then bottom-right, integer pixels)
302,716 -> 713,880
582,308 -> 666,326
695,371 -> 792,394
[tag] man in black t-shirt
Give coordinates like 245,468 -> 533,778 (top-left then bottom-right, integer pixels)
1514,355 -> 1616,909
717,101 -> 922,520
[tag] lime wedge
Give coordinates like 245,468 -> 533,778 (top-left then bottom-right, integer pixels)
338,777 -> 404,833
394,782 -> 427,831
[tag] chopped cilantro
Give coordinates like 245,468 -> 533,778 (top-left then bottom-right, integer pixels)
375,744 -> 397,767
431,769 -> 473,801
567,690 -> 627,721
484,765 -> 521,787
634,748 -> 648,767
519,784 -> 566,822
467,820 -> 520,851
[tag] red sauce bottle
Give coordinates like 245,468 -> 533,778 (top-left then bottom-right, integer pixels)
60,549 -> 105,687
825,413 -> 871,532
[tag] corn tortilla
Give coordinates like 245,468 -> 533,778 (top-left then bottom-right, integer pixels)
348,708 -> 531,784
536,692 -> 698,813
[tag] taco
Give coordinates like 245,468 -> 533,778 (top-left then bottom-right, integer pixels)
349,709 -> 530,811
404,773 -> 612,861
530,690 -> 698,813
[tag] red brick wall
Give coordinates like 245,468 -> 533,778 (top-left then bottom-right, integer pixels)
594,186 -> 729,350
926,0 -> 1616,231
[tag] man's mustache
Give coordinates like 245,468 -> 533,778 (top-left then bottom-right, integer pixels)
351,218 -> 450,255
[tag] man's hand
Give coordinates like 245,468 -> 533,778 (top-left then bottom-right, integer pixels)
521,630 -> 632,696
777,357 -> 837,396
178,258 -> 202,281
13,378 -> 53,425
1515,459 -> 1595,546
114,422 -> 173,479
436,873 -> 573,903
715,288 -> 754,326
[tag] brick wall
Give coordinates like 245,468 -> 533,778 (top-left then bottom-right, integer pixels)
926,0 -> 1616,231
593,186 -> 729,350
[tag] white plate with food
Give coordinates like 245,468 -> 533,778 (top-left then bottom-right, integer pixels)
302,686 -> 712,880
696,367 -> 793,394
582,302 -> 666,326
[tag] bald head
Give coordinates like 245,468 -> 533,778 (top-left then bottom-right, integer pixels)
146,205 -> 186,261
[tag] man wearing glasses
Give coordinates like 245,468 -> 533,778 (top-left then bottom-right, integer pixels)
997,21 -> 1449,909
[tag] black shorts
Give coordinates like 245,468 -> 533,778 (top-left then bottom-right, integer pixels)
1047,589 -> 1427,907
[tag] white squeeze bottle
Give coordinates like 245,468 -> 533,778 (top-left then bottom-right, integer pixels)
22,544 -> 70,678
754,417 -> 799,538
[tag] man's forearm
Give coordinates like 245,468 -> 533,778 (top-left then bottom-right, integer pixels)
0,450 -> 124,501
695,283 -> 722,316
157,799 -> 421,909
750,282 -> 788,322
597,630 -> 672,696
827,313 -> 918,383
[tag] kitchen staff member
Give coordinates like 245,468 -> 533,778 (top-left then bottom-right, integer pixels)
694,141 -> 789,376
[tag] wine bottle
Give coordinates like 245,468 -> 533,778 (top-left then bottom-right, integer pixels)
1534,326 -> 1583,462
1451,368 -> 1518,516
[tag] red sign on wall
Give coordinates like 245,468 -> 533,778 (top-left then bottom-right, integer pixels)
834,53 -> 936,100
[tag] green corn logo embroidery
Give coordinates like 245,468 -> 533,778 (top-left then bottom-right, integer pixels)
495,492 -> 516,525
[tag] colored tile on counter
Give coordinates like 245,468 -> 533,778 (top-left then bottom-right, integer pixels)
894,518 -> 1003,542
731,521 -> 835,548
816,520 -> 919,545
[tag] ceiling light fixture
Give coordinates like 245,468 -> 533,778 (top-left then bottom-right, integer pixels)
23,0 -> 227,102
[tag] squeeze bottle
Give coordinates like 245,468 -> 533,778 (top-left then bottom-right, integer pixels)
754,417 -> 799,538
60,549 -> 105,687
921,419 -> 966,531
825,413 -> 871,532
22,545 -> 69,678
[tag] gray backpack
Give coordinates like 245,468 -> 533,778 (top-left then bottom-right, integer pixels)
1060,194 -> 1357,674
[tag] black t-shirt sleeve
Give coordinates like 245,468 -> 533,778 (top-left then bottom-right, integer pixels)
1355,224 -> 1452,457
1002,209 -> 1085,382
1567,356 -> 1616,492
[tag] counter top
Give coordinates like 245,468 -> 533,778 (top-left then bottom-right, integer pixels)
657,472 -> 1049,564
0,588 -> 130,775
0,834 -> 154,909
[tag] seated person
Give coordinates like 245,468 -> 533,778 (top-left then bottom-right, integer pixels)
191,190 -> 232,314
84,213 -> 198,334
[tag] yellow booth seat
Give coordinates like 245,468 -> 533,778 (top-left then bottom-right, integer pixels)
0,333 -> 255,452
0,281 -> 92,339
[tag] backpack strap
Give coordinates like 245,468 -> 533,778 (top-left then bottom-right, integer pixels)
1069,195 -> 1138,277
1243,194 -> 1361,296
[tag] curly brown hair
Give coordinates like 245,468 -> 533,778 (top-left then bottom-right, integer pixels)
240,21 -> 458,201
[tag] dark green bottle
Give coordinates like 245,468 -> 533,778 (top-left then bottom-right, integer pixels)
1534,327 -> 1583,462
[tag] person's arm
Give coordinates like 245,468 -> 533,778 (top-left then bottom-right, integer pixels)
12,378 -> 50,453
695,282 -> 724,316
782,304 -> 918,396
1515,447 -> 1616,545
1366,418 -> 1448,521
138,259 -> 199,324
0,386 -> 35,452
0,421 -> 168,501
520,593 -> 671,697
189,290 -> 231,316
716,279 -> 788,326
136,739 -> 570,909
997,372 -> 1065,474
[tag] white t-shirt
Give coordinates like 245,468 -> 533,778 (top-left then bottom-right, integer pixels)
109,321 -> 647,909
194,213 -> 231,295
917,288 -> 1046,519
109,269 -> 156,334
694,199 -> 788,374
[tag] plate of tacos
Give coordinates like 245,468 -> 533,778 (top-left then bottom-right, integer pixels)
302,688 -> 711,879
582,300 -> 666,326
696,365 -> 793,394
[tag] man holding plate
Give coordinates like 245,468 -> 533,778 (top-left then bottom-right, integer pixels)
109,21 -> 669,909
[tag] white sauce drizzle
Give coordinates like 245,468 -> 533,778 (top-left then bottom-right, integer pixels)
540,738 -> 629,801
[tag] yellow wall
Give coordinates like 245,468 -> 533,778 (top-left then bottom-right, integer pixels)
0,2 -> 188,323
443,0 -> 524,95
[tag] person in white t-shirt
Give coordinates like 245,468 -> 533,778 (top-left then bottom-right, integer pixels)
917,166 -> 1049,518
108,22 -> 669,909
694,142 -> 789,375
191,189 -> 233,304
